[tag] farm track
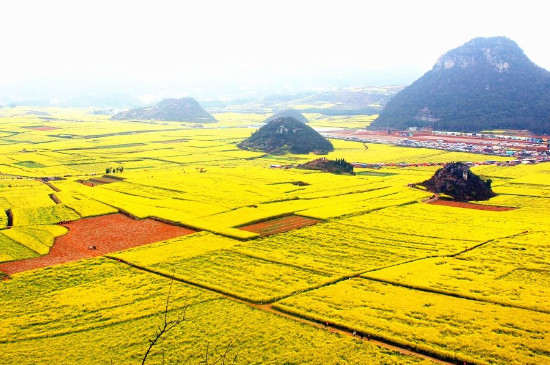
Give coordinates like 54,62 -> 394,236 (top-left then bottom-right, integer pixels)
49,193 -> 61,204
106,256 -> 457,365
40,179 -> 61,192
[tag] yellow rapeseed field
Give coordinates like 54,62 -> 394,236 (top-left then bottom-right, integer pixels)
0,257 -> 426,364
0,108 -> 548,364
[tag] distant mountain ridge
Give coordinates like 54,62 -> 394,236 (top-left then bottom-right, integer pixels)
112,97 -> 217,123
203,86 -> 403,115
370,37 -> 550,134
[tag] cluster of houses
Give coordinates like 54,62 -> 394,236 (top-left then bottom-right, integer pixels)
324,129 -> 550,164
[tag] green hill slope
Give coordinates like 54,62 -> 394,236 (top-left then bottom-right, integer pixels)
370,37 -> 550,134
237,117 -> 334,154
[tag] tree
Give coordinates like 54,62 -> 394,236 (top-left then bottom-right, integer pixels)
142,278 -> 239,365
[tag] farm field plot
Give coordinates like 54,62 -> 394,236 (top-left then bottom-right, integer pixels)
1,225 -> 67,256
115,245 -> 334,303
0,258 -> 216,341
233,220 -> 447,276
0,180 -> 57,208
238,215 -> 321,236
364,230 -> 550,312
11,204 -> 80,226
428,199 -> 517,211
274,278 -> 550,365
0,233 -> 39,262
0,213 -> 195,275
0,257 -> 425,365
53,191 -> 118,218
339,203 -> 526,245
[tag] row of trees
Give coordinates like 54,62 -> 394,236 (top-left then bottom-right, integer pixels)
105,166 -> 124,174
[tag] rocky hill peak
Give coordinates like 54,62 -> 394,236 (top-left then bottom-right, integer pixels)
432,37 -> 530,73
418,162 -> 495,201
370,37 -> 550,134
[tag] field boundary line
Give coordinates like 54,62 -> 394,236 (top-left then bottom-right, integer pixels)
359,275 -> 550,314
40,179 -> 61,192
225,249 -> 332,276
271,304 -> 474,365
0,298 -> 220,344
449,230 -> 530,257
106,256 -> 457,365
105,256 -> 266,303
277,185 -> 392,201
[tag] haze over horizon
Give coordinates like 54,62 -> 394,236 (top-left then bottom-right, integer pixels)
1,0 -> 549,105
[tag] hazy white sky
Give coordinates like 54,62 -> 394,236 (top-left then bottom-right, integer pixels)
1,0 -> 549,99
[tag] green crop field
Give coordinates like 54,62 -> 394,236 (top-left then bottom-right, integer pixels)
0,107 -> 548,364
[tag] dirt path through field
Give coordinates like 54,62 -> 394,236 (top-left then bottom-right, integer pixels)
0,214 -> 195,275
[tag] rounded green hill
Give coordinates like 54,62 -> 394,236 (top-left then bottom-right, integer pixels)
237,117 -> 333,155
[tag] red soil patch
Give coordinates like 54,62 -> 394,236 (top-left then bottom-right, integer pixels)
28,126 -> 59,131
159,138 -> 187,144
78,176 -> 121,187
0,213 -> 195,275
429,199 -> 516,211
239,215 -> 321,237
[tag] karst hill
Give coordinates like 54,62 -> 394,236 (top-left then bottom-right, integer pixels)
419,162 -> 495,201
370,37 -> 550,134
112,97 -> 217,123
237,117 -> 334,155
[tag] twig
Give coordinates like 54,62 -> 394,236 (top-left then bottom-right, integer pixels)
142,279 -> 186,365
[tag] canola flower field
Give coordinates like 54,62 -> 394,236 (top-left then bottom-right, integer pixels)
0,107 -> 548,364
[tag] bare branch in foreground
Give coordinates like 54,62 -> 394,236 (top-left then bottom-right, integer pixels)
142,279 -> 187,365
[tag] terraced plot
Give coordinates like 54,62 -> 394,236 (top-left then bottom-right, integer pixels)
238,215 -> 321,236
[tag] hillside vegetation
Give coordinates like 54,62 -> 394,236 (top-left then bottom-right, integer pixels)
371,37 -> 550,134
419,162 -> 495,201
237,116 -> 334,154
